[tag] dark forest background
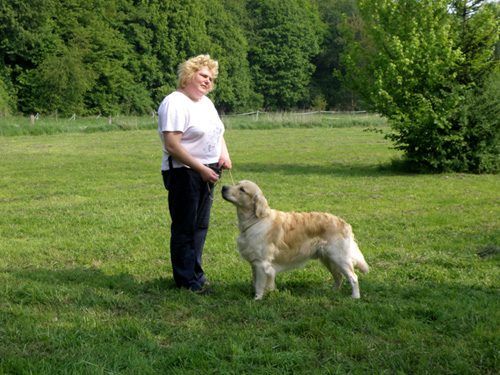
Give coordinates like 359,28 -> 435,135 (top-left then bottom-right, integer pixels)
0,0 -> 361,116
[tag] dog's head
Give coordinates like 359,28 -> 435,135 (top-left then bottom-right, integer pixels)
222,180 -> 270,218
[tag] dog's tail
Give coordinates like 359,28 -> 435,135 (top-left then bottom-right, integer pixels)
351,238 -> 369,273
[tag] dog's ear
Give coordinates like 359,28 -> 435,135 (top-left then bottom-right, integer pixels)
253,194 -> 269,218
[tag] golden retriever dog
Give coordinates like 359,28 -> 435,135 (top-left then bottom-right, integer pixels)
222,180 -> 369,300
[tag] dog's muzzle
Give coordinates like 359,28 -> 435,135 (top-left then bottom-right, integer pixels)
221,185 -> 230,200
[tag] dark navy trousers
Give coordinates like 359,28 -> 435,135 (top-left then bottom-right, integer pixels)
163,167 -> 213,291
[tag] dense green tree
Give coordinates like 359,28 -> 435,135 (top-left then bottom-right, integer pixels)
247,0 -> 324,110
445,0 -> 500,173
341,0 -> 460,116
0,0 -> 56,68
0,63 -> 15,115
120,0 -> 166,111
451,0 -> 500,84
82,1 -> 147,115
204,0 -> 257,112
311,0 -> 359,110
449,70 -> 500,173
0,0 -> 57,113
133,0 -> 216,107
23,45 -> 96,115
341,0 -> 500,173
1,0 -> 148,115
0,75 -> 13,115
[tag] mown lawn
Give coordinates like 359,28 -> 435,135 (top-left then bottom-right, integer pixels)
0,124 -> 498,374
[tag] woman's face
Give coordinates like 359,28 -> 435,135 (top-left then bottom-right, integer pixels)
186,66 -> 213,98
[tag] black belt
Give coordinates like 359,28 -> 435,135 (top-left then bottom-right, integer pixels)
163,158 -> 219,172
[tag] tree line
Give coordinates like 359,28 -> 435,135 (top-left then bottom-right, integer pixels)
0,0 -> 357,116
1,0 -> 499,173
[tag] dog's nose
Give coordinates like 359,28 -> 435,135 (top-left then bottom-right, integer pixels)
222,186 -> 229,192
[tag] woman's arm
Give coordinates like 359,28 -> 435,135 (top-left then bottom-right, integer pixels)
163,131 -> 220,183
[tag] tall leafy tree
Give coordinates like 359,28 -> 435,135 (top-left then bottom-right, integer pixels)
26,45 -> 96,115
451,0 -> 500,84
140,0 -> 213,105
120,0 -> 165,111
0,0 -> 58,113
341,0 -> 500,172
82,1 -> 142,115
0,74 -> 14,115
341,0 -> 460,118
311,0 -> 359,110
495,4 -> 500,60
204,0 -> 257,112
247,0 -> 324,110
0,0 -> 56,69
447,0 -> 500,173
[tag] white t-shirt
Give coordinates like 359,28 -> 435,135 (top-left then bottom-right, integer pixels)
158,91 -> 225,171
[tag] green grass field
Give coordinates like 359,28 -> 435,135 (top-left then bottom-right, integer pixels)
0,117 -> 499,374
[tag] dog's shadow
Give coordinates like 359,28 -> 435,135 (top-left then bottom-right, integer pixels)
271,280 -> 354,300
5,266 -> 316,302
224,273 -> 356,300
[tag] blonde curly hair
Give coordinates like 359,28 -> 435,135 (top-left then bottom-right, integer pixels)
177,55 -> 219,93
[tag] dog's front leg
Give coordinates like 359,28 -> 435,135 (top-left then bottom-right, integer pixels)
252,263 -> 268,300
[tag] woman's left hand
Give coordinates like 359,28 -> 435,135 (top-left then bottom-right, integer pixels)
219,156 -> 232,170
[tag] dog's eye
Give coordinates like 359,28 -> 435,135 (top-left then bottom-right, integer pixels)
239,187 -> 245,193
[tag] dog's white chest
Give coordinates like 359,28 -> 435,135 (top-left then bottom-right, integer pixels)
236,230 -> 269,263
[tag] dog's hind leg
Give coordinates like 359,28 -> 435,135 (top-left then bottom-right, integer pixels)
320,258 -> 343,291
251,264 -> 257,290
264,264 -> 276,292
337,262 -> 360,298
324,241 -> 362,298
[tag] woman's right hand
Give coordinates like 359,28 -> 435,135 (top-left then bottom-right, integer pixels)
199,165 -> 219,184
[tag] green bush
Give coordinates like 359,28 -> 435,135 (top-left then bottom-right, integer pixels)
394,73 -> 500,173
340,0 -> 500,174
451,72 -> 500,173
388,73 -> 500,174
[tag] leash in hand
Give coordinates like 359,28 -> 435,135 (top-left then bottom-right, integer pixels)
207,164 -> 235,199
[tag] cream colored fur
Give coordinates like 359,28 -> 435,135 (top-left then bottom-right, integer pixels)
222,180 -> 369,300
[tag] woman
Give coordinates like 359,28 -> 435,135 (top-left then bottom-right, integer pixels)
158,55 -> 231,295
